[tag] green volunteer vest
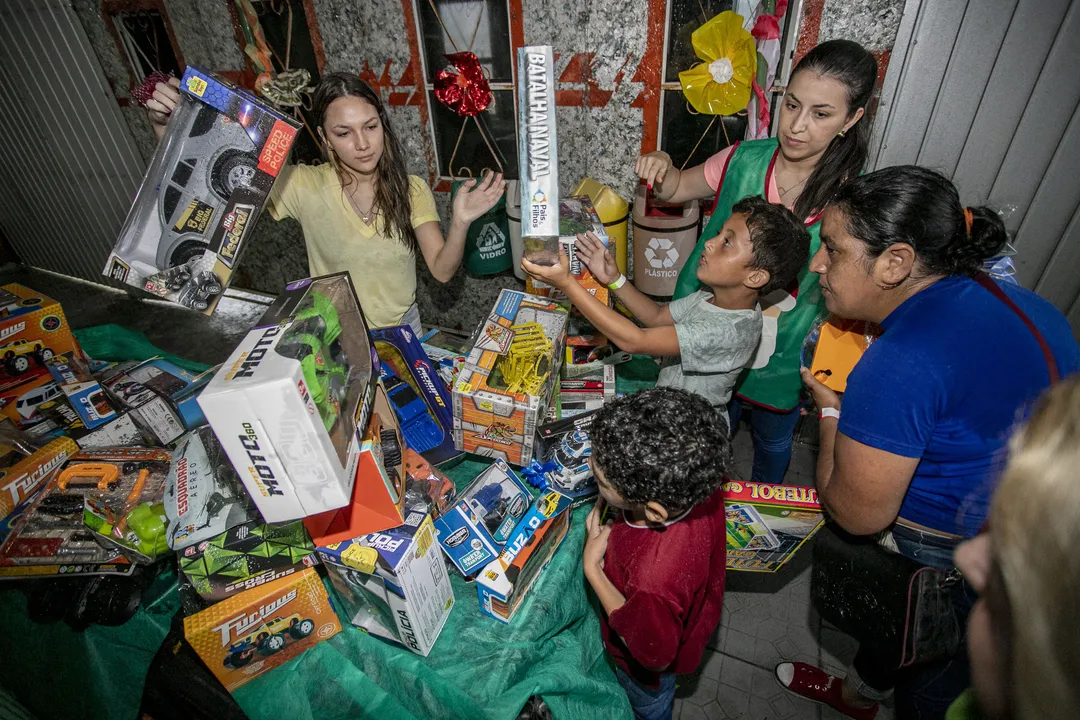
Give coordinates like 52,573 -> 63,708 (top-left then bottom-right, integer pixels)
672,138 -> 823,411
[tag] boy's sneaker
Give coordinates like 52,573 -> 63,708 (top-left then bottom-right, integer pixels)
774,662 -> 879,720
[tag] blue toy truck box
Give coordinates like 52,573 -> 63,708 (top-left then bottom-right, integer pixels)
434,459 -> 531,577
319,511 -> 453,656
369,326 -> 460,466
476,490 -> 573,623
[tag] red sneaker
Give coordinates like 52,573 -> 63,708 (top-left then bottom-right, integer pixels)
774,662 -> 879,720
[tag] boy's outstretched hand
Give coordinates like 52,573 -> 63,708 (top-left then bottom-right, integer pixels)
574,232 -> 620,285
521,244 -> 572,290
583,501 -> 613,572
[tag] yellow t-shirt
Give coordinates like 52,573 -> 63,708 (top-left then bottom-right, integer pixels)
268,163 -> 440,328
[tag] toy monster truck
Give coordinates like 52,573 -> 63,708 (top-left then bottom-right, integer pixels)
224,614 -> 314,668
378,363 -> 444,453
161,257 -> 224,312
1,338 -> 54,375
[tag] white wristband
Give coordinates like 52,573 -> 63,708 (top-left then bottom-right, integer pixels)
819,407 -> 840,421
607,274 -> 627,291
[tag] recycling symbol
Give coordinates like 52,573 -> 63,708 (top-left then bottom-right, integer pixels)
645,238 -> 679,269
476,223 -> 507,254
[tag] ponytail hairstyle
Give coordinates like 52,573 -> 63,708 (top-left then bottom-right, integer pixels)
312,72 -> 419,255
790,40 -> 879,221
830,165 -> 1007,277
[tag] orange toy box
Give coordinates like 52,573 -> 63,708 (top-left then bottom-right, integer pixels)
304,383 -> 408,545
453,290 -> 569,466
808,317 -> 882,393
0,436 -> 78,521
183,567 -> 341,692
0,284 -> 82,381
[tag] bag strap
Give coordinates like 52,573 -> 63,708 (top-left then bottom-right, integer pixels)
973,272 -> 1059,384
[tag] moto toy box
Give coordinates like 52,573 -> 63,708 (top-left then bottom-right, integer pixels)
434,459 -> 531,577
453,290 -> 568,465
178,518 -> 319,602
164,426 -> 261,551
0,284 -> 82,381
105,66 -> 301,314
370,325 -> 460,465
199,274 -> 378,522
183,567 -> 341,692
476,490 -> 572,623
303,382 -> 407,545
319,511 -> 453,656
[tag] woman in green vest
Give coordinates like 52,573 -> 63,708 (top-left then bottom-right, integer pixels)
635,40 -> 878,484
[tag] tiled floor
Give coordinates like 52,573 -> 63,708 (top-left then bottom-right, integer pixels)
673,419 -> 896,720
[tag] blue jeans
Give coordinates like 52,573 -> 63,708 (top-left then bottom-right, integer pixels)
728,400 -> 803,484
615,667 -> 676,720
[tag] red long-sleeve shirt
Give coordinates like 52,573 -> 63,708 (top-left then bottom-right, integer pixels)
599,486 -> 727,687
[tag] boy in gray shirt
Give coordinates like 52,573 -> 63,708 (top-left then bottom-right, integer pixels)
522,196 -> 809,434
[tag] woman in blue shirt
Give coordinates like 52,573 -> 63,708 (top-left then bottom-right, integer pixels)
773,166 -> 1079,720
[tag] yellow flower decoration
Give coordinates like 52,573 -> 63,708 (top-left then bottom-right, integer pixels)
679,11 -> 757,116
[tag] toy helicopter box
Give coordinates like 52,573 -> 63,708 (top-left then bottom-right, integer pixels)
319,511 -> 453,657
0,284 -> 83,381
453,290 -> 568,466
105,66 -> 301,314
178,518 -> 319,601
476,490 -> 572,623
164,426 -> 261,551
304,382 -> 408,546
433,459 -> 532,577
183,567 -> 341,692
370,325 -> 460,466
524,196 -> 612,306
723,480 -> 825,573
199,274 -> 378,522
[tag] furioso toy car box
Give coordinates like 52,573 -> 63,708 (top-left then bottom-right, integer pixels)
184,567 -> 341,691
46,353 -> 116,430
304,382 -> 407,544
0,373 -> 62,429
164,426 -> 261,551
99,358 -> 212,445
524,196 -> 612,306
105,66 -> 301,314
0,436 -> 78,521
453,290 -> 568,465
199,274 -> 378,522
476,490 -> 572,623
320,511 -> 453,656
0,284 -> 82,381
179,518 -> 319,602
370,325 -> 460,466
434,459 -> 531,577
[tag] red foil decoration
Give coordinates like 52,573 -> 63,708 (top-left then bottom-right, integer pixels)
434,52 -> 492,117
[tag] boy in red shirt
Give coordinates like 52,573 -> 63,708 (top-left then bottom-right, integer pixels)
584,387 -> 728,720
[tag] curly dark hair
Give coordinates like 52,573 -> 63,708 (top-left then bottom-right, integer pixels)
732,195 -> 811,294
590,387 -> 729,513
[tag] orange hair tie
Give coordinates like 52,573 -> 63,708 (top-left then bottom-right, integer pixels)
963,207 -> 973,237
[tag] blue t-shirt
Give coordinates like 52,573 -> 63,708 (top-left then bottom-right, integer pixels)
839,275 -> 1080,537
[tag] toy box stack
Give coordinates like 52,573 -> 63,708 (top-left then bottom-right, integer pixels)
452,289 -> 568,465
105,66 -> 301,314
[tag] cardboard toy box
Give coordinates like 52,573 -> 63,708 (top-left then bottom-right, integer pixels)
183,567 -> 341,692
524,196 -> 612,306
531,412 -> 597,502
46,353 -> 117,430
723,480 -> 825,573
199,274 -> 378,522
476,490 -> 572,623
434,459 -> 532,577
0,284 -> 83,381
0,436 -> 78,522
98,358 -> 213,445
453,290 -> 568,465
0,373 -> 62,429
105,66 -> 301,314
556,365 -> 615,419
179,518 -> 319,602
320,511 -> 453,656
518,45 -> 559,242
370,325 -> 460,465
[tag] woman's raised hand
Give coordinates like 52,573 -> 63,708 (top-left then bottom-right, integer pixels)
453,171 -> 507,225
147,76 -> 181,131
635,151 -> 673,189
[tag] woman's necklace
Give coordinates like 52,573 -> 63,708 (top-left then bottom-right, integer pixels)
776,172 -> 812,200
347,190 -> 377,225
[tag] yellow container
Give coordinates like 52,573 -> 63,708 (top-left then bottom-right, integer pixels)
572,178 -> 629,275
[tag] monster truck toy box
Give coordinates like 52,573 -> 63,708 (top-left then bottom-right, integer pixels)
199,274 -> 378,522
184,566 -> 341,692
476,490 -> 572,623
0,284 -> 83,380
453,290 -> 568,466
104,66 -> 301,314
319,511 -> 453,656
370,325 -> 460,466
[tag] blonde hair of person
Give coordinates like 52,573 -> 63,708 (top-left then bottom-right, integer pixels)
991,375 -> 1080,719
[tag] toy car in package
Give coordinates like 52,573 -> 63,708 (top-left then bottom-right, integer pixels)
0,447 -> 171,574
525,411 -> 597,503
104,66 -> 301,314
164,426 -> 260,551
433,458 -> 531,577
98,357 -> 213,445
199,273 -> 378,522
